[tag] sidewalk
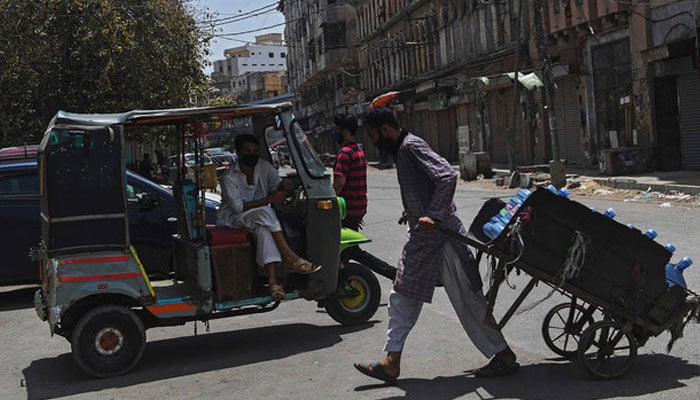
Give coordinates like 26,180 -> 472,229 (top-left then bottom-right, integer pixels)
490,165 -> 700,196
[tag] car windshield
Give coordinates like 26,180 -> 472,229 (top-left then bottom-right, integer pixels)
184,154 -> 211,165
291,121 -> 325,178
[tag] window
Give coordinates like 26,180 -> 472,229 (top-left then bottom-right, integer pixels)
0,170 -> 38,198
253,64 -> 257,66
323,22 -> 347,51
242,63 -> 248,66
281,52 -> 286,58
269,52 -> 274,58
553,0 -> 560,15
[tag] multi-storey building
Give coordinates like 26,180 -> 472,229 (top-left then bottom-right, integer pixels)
281,0 -> 700,173
543,0 -> 700,173
279,0 -> 362,155
211,33 -> 289,103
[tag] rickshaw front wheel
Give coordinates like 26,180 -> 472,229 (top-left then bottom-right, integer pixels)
324,263 -> 380,325
71,305 -> 146,378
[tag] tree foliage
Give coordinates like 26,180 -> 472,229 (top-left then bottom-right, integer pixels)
0,0 -> 213,147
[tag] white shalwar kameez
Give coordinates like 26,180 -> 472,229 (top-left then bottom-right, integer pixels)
217,159 -> 283,266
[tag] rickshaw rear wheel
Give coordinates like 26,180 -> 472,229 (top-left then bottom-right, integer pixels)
578,320 -> 638,379
542,302 -> 596,359
71,305 -> 146,378
324,263 -> 380,325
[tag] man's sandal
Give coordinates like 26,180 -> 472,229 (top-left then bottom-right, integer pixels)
353,362 -> 398,384
269,284 -> 285,302
288,257 -> 322,274
473,358 -> 520,378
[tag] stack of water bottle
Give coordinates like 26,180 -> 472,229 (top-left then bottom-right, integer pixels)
482,184 -> 693,288
481,185 -> 570,240
590,198 -> 692,289
622,222 -> 692,288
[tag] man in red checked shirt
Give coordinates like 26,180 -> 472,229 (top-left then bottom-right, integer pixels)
332,114 -> 396,280
332,114 -> 367,230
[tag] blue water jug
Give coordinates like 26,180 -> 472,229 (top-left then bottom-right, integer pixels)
545,184 -> 557,194
515,188 -> 532,202
665,257 -> 692,287
664,243 -> 676,253
644,229 -> 657,240
627,223 -> 635,229
557,188 -> 570,198
483,219 -> 505,240
603,208 -> 616,219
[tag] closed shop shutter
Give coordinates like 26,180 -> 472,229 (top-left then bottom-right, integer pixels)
554,76 -> 584,164
678,72 -> 700,170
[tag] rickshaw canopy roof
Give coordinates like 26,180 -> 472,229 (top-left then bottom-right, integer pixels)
45,102 -> 293,131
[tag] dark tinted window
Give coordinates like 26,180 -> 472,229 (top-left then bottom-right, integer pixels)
0,169 -> 38,198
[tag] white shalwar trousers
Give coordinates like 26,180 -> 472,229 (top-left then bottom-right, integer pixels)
384,241 -> 508,358
235,205 -> 283,266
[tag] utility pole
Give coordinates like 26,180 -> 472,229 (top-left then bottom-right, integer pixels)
507,0 -> 522,174
533,0 -> 566,188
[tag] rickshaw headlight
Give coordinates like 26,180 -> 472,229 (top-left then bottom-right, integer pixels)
316,199 -> 334,211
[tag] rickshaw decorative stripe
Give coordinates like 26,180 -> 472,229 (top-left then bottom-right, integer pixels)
59,272 -> 142,282
146,302 -> 198,314
59,255 -> 130,265
130,246 -> 155,298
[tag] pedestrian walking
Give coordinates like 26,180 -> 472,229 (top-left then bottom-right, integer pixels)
353,106 -> 519,383
332,114 -> 396,281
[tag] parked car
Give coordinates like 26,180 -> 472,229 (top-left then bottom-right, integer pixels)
204,147 -> 236,167
160,153 -> 215,184
0,150 -> 220,285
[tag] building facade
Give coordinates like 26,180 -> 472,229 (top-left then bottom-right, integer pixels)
544,0 -> 700,173
211,33 -> 289,103
279,0 -> 362,156
280,0 -> 700,173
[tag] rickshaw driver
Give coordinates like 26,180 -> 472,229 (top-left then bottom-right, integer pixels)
217,134 -> 322,301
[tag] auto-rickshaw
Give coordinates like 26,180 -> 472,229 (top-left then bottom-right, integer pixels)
32,103 -> 381,377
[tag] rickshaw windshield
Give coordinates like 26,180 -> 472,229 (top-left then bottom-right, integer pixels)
291,120 -> 326,178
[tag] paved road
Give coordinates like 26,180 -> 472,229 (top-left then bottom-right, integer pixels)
1,169 -> 699,400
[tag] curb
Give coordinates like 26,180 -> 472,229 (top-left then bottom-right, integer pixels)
593,178 -> 700,196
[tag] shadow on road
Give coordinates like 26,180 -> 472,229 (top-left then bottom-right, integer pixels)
0,285 -> 39,311
355,354 -> 700,400
23,321 -> 376,400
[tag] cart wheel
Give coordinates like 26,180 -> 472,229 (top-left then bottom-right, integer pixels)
70,305 -> 146,378
324,263 -> 380,325
578,320 -> 637,379
542,302 -> 596,359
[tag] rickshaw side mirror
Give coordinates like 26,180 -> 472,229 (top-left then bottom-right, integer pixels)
274,115 -> 282,130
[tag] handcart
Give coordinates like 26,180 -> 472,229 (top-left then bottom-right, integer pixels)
440,188 -> 700,379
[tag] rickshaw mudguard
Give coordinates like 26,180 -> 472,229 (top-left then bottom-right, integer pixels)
51,252 -> 152,298
340,228 -> 371,253
41,250 -> 155,332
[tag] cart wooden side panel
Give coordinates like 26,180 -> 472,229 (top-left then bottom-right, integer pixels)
489,189 -> 688,333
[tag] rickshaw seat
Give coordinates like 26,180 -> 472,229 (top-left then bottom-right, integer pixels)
206,225 -> 251,246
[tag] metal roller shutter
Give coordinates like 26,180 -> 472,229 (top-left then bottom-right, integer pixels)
678,72 -> 700,170
554,76 -> 584,164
